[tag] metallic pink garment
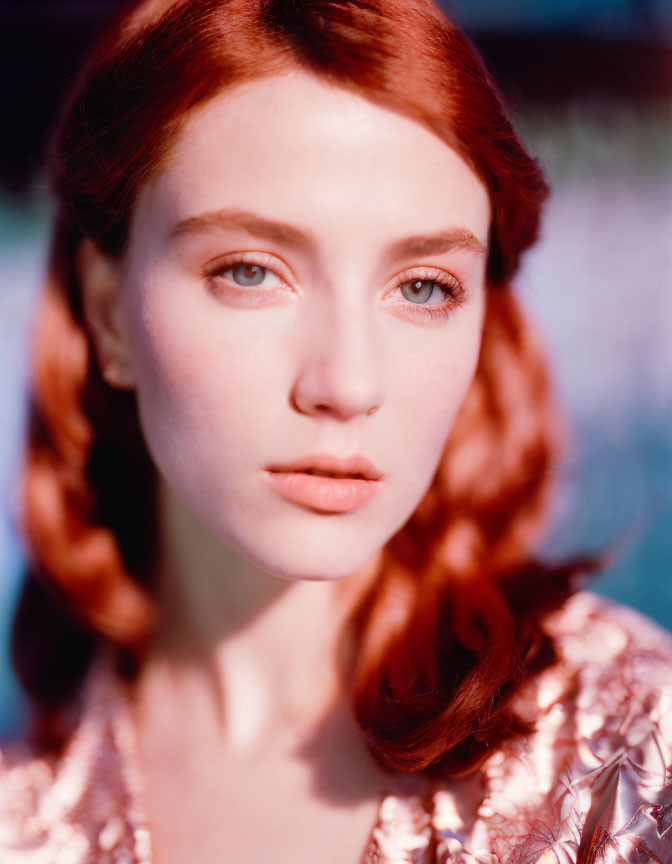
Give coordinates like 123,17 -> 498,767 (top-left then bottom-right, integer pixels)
1,591 -> 671,863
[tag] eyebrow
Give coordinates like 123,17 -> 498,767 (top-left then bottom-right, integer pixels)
169,207 -> 487,260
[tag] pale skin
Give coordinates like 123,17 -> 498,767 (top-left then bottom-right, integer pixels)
78,69 -> 491,863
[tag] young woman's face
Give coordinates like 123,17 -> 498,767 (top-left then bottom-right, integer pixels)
107,70 -> 490,581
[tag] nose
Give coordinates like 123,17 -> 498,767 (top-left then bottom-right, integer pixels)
291,298 -> 384,421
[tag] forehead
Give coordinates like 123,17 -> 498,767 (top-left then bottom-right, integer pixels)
134,70 -> 491,254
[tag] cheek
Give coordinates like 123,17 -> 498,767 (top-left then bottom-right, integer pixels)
389,299 -> 485,465
119,280 -> 278,482
390,361 -> 476,513
365,304 -> 484,543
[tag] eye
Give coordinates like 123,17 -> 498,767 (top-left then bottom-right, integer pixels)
230,262 -> 267,286
389,268 -> 466,322
204,251 -> 292,295
399,277 -> 449,305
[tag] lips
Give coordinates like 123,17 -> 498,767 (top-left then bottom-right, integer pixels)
263,453 -> 384,513
266,453 -> 383,481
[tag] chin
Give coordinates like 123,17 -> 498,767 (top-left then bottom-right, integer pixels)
238,531 -> 383,584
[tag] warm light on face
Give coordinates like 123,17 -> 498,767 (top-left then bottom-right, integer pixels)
114,69 -> 491,581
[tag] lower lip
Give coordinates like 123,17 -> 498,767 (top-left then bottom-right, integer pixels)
262,470 -> 383,513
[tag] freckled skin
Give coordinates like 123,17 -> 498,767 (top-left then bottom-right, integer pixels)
112,69 -> 491,582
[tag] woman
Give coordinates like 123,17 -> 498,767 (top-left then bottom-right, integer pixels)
3,0 -> 671,861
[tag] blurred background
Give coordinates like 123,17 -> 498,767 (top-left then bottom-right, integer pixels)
1,0 -> 671,737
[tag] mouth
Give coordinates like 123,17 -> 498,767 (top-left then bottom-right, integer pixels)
262,455 -> 384,513
298,468 -> 368,479
266,453 -> 383,482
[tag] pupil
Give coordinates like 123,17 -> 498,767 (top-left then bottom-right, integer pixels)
232,263 -> 266,286
401,278 -> 433,304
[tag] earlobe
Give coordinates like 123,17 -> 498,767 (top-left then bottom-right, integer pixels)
76,237 -> 136,389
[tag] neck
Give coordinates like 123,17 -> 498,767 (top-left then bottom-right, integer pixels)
136,474 -> 375,756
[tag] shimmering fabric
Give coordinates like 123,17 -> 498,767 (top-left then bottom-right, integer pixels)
1,591 -> 671,863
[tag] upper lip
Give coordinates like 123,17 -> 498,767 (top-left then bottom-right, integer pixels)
266,453 -> 384,481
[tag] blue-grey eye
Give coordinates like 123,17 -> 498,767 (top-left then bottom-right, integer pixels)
400,278 -> 435,304
230,263 -> 267,286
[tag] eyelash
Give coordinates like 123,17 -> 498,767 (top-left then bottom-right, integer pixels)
205,252 -> 466,322
389,268 -> 465,322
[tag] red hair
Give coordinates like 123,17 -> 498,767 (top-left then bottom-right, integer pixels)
12,0 -> 598,770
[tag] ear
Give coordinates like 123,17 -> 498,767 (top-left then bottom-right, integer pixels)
76,237 -> 136,389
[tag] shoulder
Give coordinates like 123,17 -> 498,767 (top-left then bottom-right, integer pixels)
519,590 -> 672,782
501,590 -> 672,752
0,737 -> 71,863
543,588 -> 672,659
0,653 -> 149,863
428,591 -> 672,863
540,589 -> 672,726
